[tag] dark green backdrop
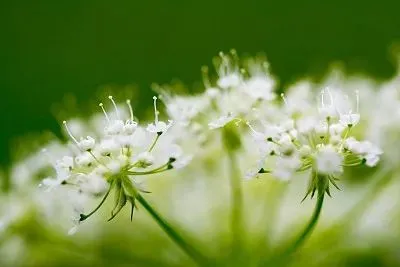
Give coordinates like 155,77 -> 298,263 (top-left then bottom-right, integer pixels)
1,0 -> 400,165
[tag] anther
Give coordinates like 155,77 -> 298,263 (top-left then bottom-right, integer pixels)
63,120 -> 79,145
355,90 -> 360,113
108,96 -> 120,119
126,99 -> 134,121
281,93 -> 288,105
99,103 -> 110,122
153,96 -> 159,123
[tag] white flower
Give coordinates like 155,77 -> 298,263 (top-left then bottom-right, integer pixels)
315,145 -> 343,175
318,87 -> 338,119
297,116 -> 318,134
134,152 -> 154,168
272,155 -> 302,181
105,120 -> 125,135
208,113 -> 236,130
158,92 -> 206,125
146,96 -> 173,134
241,60 -> 275,100
216,52 -> 241,89
282,81 -> 314,116
248,84 -> 379,199
77,136 -> 96,151
344,137 -> 382,167
339,113 -> 360,128
40,96 -> 186,223
242,76 -> 275,100
299,145 -> 312,157
217,73 -> 241,89
329,123 -> 345,136
166,144 -> 193,169
123,120 -> 138,135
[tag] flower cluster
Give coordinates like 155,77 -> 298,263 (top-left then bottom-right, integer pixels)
246,87 -> 382,198
41,96 -> 190,230
153,52 -> 383,200
157,51 -> 275,136
33,52 -> 385,231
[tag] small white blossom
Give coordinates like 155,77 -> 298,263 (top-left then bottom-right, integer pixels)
146,96 -> 173,134
315,145 -> 343,175
208,113 -> 236,129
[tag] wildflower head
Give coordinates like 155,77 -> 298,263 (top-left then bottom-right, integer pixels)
41,96 -> 188,229
248,87 -> 381,200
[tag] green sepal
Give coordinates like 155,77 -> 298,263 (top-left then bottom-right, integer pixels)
302,172 -> 333,201
302,171 -> 317,202
328,175 -> 341,190
128,196 -> 137,221
316,173 -> 329,198
121,176 -> 138,198
108,180 -> 127,221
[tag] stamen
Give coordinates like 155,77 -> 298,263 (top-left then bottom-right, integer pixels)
201,66 -> 211,88
326,87 -> 334,104
218,51 -> 229,76
63,121 -> 79,145
230,49 -> 239,66
126,99 -> 134,121
246,121 -> 259,134
153,96 -> 159,123
108,96 -> 120,119
344,94 -> 352,114
355,90 -> 359,113
320,90 -> 325,107
281,93 -> 288,106
99,103 -> 110,122
262,61 -> 269,72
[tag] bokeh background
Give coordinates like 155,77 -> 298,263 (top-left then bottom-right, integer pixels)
1,0 -> 400,166
2,2 -> 400,267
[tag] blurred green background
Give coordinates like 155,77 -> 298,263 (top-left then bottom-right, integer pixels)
1,0 -> 400,166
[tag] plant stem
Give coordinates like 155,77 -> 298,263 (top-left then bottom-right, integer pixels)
136,193 -> 208,266
281,168 -> 393,266
285,192 -> 325,255
228,152 -> 244,258
314,167 -> 393,247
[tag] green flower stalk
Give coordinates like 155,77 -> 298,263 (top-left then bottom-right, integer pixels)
222,122 -> 245,262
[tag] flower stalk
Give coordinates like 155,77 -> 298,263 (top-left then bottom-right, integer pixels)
285,192 -> 325,256
228,151 -> 245,258
135,193 -> 209,266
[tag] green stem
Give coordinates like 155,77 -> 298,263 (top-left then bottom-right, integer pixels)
228,152 -> 244,258
289,167 -> 393,265
136,193 -> 208,266
285,192 -> 325,255
80,181 -> 114,221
